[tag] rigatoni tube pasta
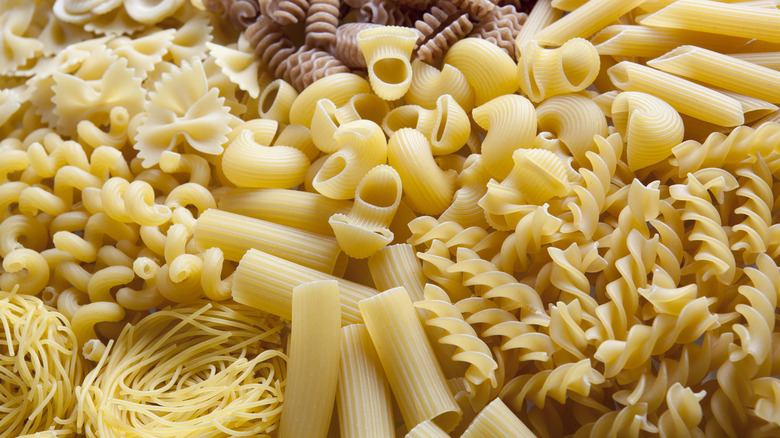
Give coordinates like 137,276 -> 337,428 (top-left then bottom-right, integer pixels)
358,286 -> 462,432
278,280 -> 341,438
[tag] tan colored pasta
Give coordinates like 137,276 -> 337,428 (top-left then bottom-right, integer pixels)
305,0 -> 340,49
413,3 -> 473,65
232,249 -> 375,324
244,15 -> 296,74
275,46 -> 351,93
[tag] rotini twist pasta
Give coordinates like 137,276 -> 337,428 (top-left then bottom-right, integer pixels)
355,0 -> 419,27
259,0 -> 309,25
414,284 -> 498,387
469,5 -> 526,60
416,239 -> 472,301
413,2 -> 473,65
76,106 -> 129,149
275,45 -> 351,92
730,158 -> 773,264
244,15 -> 296,74
305,0 -> 340,48
203,0 -> 260,29
500,359 -> 605,410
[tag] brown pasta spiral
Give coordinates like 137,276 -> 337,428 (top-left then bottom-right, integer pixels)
446,0 -> 497,19
355,0 -> 420,27
276,46 -> 350,91
332,22 -> 380,68
245,15 -> 297,73
259,0 -> 309,25
395,0 -> 433,10
470,5 -> 527,60
203,0 -> 261,29
414,3 -> 474,64
305,0 -> 340,48
497,0 -> 535,14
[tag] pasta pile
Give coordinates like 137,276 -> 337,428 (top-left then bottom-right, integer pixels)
1,0 -> 780,436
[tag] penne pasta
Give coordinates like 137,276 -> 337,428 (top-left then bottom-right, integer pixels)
232,248 -> 376,325
591,25 -> 751,58
358,287 -> 462,432
728,52 -> 780,71
639,0 -> 780,44
607,61 -> 744,126
532,0 -> 646,46
336,324 -> 394,438
279,280 -> 341,438
193,208 -> 345,274
367,243 -> 426,301
514,0 -> 564,56
647,46 -> 780,103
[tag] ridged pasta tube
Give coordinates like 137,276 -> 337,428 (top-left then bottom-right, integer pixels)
356,26 -> 418,101
232,249 -> 377,325
310,94 -> 389,153
518,38 -> 600,103
460,398 -> 536,438
289,73 -> 371,127
444,38 -> 519,106
611,91 -> 684,171
329,165 -> 402,259
536,93 -> 608,167
313,120 -> 388,200
388,128 -> 456,215
509,148 -> 570,205
0,248 -> 49,295
359,287 -> 462,432
193,208 -> 345,274
257,79 -> 298,123
532,0 -> 646,46
221,128 -> 309,188
382,94 -> 471,155
367,243 -> 426,301
472,94 -> 537,179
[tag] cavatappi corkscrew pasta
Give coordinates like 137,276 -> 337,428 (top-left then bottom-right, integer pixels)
1,0 -> 780,436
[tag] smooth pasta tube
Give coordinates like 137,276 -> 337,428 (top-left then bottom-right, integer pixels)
532,0 -> 646,46
278,281 -> 341,438
388,128 -> 456,215
337,324 -> 394,438
647,45 -> 780,104
329,165 -> 402,259
359,287 -> 462,432
289,73 -> 371,127
312,120 -> 388,200
472,94 -> 537,180
193,208 -> 345,274
518,38 -> 600,103
356,26 -> 418,101
405,60 -> 475,112
221,128 -> 309,188
258,79 -> 298,123
217,188 -> 351,236
444,38 -> 518,106
536,94 -> 608,166
608,61 -> 744,127
612,91 -> 684,171
367,243 -> 426,301
232,249 -> 377,324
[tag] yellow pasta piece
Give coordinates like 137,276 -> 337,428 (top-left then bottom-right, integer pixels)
289,72 -> 371,127
472,94 -> 537,179
337,324 -> 394,438
536,93 -> 608,166
591,25 -> 751,58
356,26 -> 418,101
232,249 -> 376,324
407,420 -> 450,438
640,0 -> 780,44
388,128 -> 456,215
382,95 -> 470,155
329,165 -> 402,259
311,93 -> 389,153
515,0 -> 564,56
221,127 -> 309,189
611,91 -> 684,171
358,287 -> 462,432
510,148 -> 570,204
405,60 -> 476,112
607,61 -> 744,127
518,38 -> 600,103
367,243 -> 426,301
193,208 -> 345,274
532,0 -> 646,46
279,281 -> 341,438
258,79 -> 299,123
461,398 -> 537,438
647,45 -> 780,103
312,120 -> 388,200
444,38 -> 519,107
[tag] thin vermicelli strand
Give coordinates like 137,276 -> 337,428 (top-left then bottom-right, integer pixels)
77,301 -> 287,438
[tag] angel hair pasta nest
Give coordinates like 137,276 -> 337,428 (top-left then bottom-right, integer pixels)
76,301 -> 287,438
0,289 -> 84,437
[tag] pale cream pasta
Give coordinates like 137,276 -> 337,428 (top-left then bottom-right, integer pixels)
443,38 -> 519,107
310,94 -> 389,153
514,0 -> 563,56
221,128 -> 310,189
193,208 -> 345,274
647,45 -> 780,103
358,287 -> 462,432
532,0 -> 646,46
356,26 -> 418,101
611,91 -> 684,171
460,398 -> 537,438
472,94 -> 537,180
232,249 -> 375,324
337,324 -> 394,438
535,93 -> 608,166
329,165 -> 402,259
639,0 -> 780,44
607,61 -> 744,127
367,243 -> 426,301
278,280 -> 341,438
388,128 -> 457,216
405,60 -> 476,112
590,25 -> 751,59
258,79 -> 299,123
288,73 -> 371,127
518,38 -> 600,103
